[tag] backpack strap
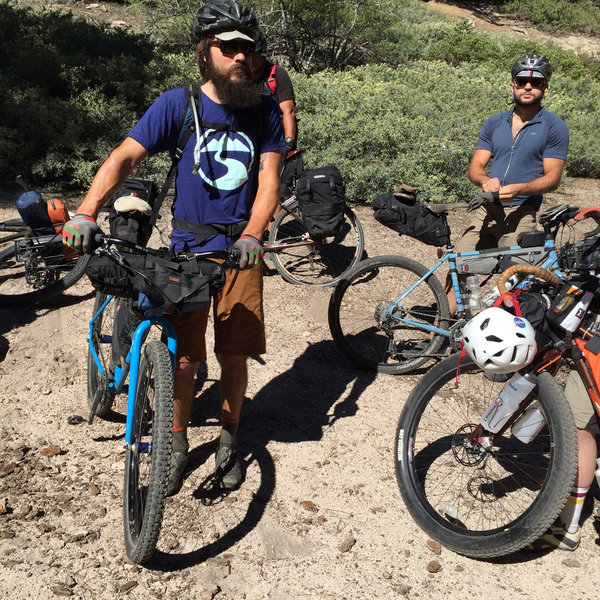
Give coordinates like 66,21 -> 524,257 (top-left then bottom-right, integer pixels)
149,84 -> 199,227
266,63 -> 277,95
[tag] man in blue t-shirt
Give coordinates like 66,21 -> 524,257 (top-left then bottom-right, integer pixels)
448,54 -> 569,314
62,0 -> 285,495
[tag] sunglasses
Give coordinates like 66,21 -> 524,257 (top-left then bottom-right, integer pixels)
514,77 -> 546,89
209,39 -> 255,57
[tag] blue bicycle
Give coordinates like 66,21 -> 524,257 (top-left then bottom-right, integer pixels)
328,203 -> 579,374
86,235 -> 236,564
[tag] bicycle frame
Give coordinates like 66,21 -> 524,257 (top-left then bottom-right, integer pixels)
386,237 -> 563,339
88,294 -> 178,448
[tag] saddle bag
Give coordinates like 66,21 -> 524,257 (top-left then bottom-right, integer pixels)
372,186 -> 450,247
296,166 -> 346,240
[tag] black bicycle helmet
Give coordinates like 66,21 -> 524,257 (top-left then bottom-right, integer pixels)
192,0 -> 259,42
511,54 -> 552,81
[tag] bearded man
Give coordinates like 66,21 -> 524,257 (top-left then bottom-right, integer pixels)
62,0 -> 284,495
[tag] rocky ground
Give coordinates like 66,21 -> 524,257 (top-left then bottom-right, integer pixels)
1,179 -> 600,599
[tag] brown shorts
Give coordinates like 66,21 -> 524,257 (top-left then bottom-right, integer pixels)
454,204 -> 537,253
564,370 -> 600,433
166,263 -> 265,363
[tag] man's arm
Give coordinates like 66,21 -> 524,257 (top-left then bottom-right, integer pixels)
468,148 -> 501,192
498,157 -> 566,201
77,137 -> 149,218
279,99 -> 296,142
242,150 -> 281,240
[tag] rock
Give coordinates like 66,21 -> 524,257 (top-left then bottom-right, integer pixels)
339,535 -> 357,553
52,586 -> 73,597
562,557 -> 581,568
426,560 -> 442,573
89,484 -> 100,496
426,539 -> 442,555
1,462 -> 17,475
300,500 -> 318,513
40,446 -> 61,457
551,573 -> 563,583
119,581 -> 138,592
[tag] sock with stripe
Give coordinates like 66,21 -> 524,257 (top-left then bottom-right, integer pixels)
560,486 -> 589,533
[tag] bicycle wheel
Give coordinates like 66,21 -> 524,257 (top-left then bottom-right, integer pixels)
0,238 -> 89,306
268,200 -> 364,287
328,255 -> 450,374
123,340 -> 173,565
395,354 -> 578,558
87,292 -> 117,418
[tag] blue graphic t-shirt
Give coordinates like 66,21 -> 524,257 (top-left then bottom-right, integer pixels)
128,87 -> 284,252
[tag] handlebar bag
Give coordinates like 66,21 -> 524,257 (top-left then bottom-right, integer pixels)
372,190 -> 450,247
86,252 -> 225,312
296,166 -> 345,240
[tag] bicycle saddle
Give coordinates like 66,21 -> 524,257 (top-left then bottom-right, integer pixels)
538,203 -> 576,225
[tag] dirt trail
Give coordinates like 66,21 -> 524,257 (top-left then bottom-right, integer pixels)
1,180 -> 600,599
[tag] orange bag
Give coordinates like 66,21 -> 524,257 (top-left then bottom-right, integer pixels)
46,198 -> 70,234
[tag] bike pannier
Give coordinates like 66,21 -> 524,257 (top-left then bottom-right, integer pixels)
296,166 -> 345,239
372,186 -> 450,247
108,179 -> 158,248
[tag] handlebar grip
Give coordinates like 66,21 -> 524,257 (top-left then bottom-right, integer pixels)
496,264 -> 560,291
94,233 -> 105,245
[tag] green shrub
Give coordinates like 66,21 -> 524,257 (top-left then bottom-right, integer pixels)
503,0 -> 600,35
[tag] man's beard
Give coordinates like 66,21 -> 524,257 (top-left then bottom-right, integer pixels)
207,59 -> 261,108
513,91 -> 544,107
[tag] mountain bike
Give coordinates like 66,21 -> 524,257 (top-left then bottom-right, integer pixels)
328,202 -> 577,374
263,147 -> 365,287
86,234 -> 237,564
394,263 -> 600,558
0,179 -> 89,305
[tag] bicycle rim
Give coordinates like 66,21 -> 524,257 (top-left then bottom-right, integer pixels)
268,202 -> 364,286
395,355 -> 578,557
329,255 -> 450,374
87,292 -> 117,418
123,341 -> 173,565
0,240 -> 89,306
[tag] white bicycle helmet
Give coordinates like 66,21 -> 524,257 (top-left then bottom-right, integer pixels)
462,307 -> 537,374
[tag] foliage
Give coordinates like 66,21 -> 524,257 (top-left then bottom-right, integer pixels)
503,0 -> 600,35
0,1 -> 193,187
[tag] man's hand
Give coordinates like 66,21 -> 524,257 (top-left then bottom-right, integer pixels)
61,214 -> 101,254
467,191 -> 501,213
232,235 -> 264,269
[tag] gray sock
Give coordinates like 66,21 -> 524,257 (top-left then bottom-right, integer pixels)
172,429 -> 189,454
219,420 -> 239,449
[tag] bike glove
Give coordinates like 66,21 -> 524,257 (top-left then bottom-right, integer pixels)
62,214 -> 101,254
467,191 -> 501,213
232,234 -> 264,269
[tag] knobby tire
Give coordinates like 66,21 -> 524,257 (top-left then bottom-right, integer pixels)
123,340 -> 173,565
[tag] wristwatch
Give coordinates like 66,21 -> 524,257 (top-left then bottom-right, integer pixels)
285,137 -> 296,150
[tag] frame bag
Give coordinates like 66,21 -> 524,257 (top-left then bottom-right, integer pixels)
372,185 -> 450,247
296,166 -> 346,240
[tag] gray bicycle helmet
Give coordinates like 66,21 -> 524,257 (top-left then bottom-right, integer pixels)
192,0 -> 259,43
511,54 -> 552,81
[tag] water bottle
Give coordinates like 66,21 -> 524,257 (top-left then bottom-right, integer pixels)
481,274 -> 522,308
511,401 -> 546,443
480,372 -> 537,433
466,275 -> 483,313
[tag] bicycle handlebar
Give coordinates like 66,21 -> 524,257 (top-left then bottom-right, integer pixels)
496,264 -> 560,291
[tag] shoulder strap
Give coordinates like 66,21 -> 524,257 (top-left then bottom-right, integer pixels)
150,85 -> 200,227
266,63 -> 277,95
